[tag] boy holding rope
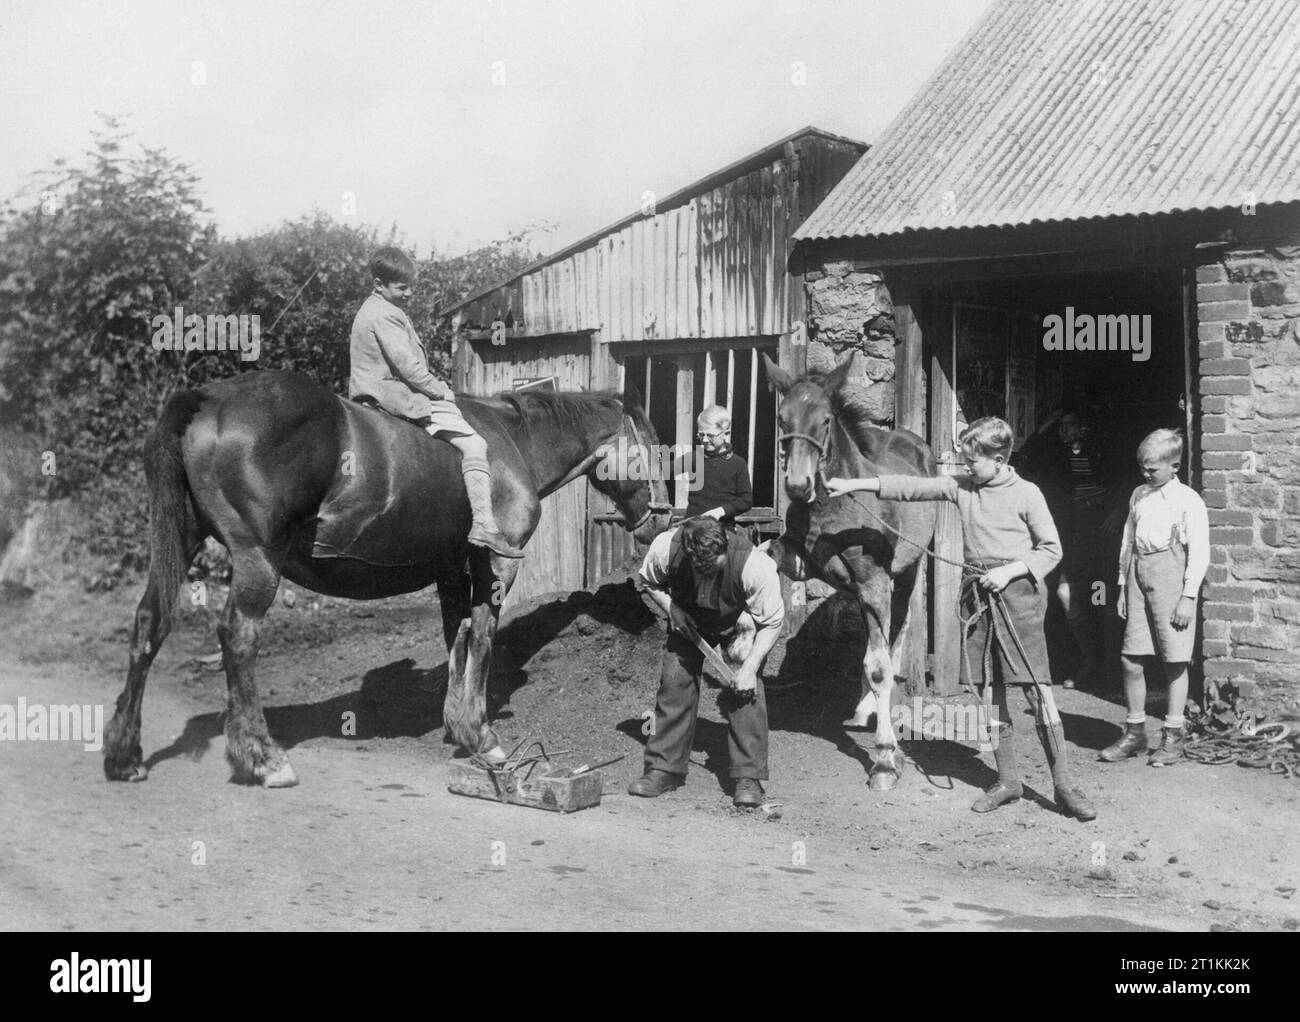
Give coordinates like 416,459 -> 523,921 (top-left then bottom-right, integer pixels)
827,416 -> 1097,821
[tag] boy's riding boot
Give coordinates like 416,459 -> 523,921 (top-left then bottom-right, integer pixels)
1148,726 -> 1185,768
1037,721 -> 1097,821
972,723 -> 1023,812
1100,721 -> 1148,762
462,468 -> 524,559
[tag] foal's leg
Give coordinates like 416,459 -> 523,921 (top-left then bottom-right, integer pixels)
888,559 -> 920,683
221,549 -> 296,787
854,576 -> 904,789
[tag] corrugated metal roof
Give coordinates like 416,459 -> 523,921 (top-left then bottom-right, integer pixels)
797,0 -> 1300,243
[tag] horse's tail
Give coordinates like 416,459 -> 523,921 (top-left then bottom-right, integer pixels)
145,389 -> 204,629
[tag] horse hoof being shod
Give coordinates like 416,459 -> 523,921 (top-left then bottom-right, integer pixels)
760,354 -> 938,792
102,370 -> 671,787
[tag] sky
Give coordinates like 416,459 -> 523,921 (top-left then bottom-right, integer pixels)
0,0 -> 995,258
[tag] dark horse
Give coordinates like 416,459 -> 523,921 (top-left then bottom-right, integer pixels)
761,354 -> 938,789
103,369 -> 671,786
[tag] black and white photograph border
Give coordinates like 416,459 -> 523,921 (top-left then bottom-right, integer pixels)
0,0 -> 1297,941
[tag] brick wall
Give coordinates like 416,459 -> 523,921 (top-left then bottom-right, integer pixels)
1197,240 -> 1300,697
802,261 -> 896,425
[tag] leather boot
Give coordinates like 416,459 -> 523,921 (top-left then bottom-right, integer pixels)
462,468 -> 524,558
972,723 -> 1023,812
1037,721 -> 1098,821
1148,726 -> 1185,767
628,769 -> 684,797
1100,721 -> 1149,762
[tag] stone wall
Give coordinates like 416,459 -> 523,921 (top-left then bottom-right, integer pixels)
1196,239 -> 1300,698
803,261 -> 896,425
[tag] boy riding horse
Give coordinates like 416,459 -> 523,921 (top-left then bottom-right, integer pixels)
348,247 -> 524,559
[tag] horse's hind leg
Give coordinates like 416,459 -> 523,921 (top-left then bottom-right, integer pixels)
105,534 -> 205,781
104,575 -> 172,781
220,548 -> 296,787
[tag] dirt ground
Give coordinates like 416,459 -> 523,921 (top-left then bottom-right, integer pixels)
1,567 -> 1297,932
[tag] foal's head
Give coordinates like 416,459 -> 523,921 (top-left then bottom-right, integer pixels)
763,354 -> 856,504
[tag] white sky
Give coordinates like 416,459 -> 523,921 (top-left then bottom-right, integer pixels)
0,0 -> 995,257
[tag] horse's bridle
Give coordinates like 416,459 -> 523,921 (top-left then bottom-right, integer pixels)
621,411 -> 672,533
778,420 -> 833,474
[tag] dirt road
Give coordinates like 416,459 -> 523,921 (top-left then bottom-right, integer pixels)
1,579 -> 1296,931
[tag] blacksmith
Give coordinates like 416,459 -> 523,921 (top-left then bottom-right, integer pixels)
631,517 -> 784,807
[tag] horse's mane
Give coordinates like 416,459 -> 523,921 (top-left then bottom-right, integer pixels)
464,388 -> 644,438
802,368 -> 888,455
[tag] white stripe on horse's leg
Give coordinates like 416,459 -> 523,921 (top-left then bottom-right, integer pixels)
865,635 -> 903,790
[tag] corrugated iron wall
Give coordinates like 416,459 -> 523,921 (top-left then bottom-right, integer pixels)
459,155 -> 800,342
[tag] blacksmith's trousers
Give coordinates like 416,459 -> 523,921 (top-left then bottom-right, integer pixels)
644,631 -> 769,781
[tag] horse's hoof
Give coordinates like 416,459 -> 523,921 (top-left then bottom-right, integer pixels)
261,761 -> 299,788
105,761 -> 148,783
869,769 -> 899,791
481,745 -> 508,764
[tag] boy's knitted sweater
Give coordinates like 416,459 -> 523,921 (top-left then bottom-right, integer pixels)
686,451 -> 753,522
877,468 -> 1062,584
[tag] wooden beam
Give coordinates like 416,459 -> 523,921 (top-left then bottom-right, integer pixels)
726,348 -> 736,413
747,347 -> 758,487
928,297 -> 961,696
675,355 -> 695,508
893,295 -> 928,692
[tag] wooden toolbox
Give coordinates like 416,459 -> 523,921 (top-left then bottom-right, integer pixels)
446,759 -> 605,813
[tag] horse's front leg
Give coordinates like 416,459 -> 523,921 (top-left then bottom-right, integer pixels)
852,577 -> 903,790
438,570 -> 475,751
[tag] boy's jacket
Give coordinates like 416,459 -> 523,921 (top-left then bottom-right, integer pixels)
348,293 -> 453,420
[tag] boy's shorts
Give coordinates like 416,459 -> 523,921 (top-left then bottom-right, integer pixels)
1122,545 -> 1195,663
960,566 -> 1053,689
424,398 -> 477,439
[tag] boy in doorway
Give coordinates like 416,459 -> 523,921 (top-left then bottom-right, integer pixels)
348,247 -> 523,558
685,405 -> 753,525
1102,429 -> 1208,766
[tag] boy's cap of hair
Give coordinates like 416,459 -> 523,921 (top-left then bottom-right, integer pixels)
697,404 -> 731,430
1137,428 -> 1184,463
960,415 -> 1014,458
369,246 -> 417,285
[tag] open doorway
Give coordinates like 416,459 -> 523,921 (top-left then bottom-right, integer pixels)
621,344 -> 779,513
942,262 -> 1194,686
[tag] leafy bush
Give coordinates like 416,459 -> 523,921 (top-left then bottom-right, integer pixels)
0,116 -> 537,589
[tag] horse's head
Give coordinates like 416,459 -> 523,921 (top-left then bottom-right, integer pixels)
589,382 -> 675,544
763,353 -> 856,504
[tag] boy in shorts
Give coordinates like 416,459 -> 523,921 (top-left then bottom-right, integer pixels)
1102,429 -> 1208,766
